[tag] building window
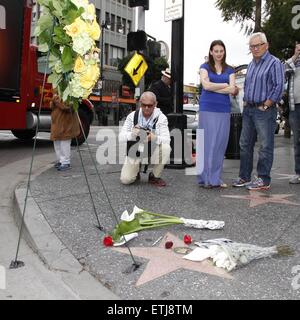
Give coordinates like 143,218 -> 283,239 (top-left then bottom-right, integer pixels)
122,18 -> 126,34
127,20 -> 132,33
95,8 -> 100,22
110,14 -> 115,32
105,44 -> 109,66
110,46 -> 124,67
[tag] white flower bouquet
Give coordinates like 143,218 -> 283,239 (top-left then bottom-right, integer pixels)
183,238 -> 294,271
34,0 -> 101,110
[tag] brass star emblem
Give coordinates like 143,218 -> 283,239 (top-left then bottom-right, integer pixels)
274,173 -> 296,180
113,233 -> 232,287
222,192 -> 300,208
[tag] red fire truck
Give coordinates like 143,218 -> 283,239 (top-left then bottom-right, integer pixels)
0,0 -> 94,144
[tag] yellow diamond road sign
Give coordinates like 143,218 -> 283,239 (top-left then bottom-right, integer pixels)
124,53 -> 148,87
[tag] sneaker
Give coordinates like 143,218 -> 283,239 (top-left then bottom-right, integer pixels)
289,175 -> 300,184
148,172 -> 166,187
54,162 -> 61,169
57,164 -> 71,171
246,177 -> 270,190
232,177 -> 251,187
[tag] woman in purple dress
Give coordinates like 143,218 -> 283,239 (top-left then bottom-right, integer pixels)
197,40 -> 238,188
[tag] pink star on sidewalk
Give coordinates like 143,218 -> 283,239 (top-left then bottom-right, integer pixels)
113,233 -> 232,287
222,192 -> 300,208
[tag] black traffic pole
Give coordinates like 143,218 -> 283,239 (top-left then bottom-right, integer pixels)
98,21 -> 106,126
171,1 -> 184,114
167,0 -> 191,169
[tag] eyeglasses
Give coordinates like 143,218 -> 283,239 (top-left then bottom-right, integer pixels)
249,43 -> 265,50
140,103 -> 155,109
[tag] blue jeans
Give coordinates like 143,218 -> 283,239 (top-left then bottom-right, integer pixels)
289,104 -> 300,175
239,105 -> 277,184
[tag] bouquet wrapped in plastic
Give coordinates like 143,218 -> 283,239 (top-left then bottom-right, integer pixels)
183,238 -> 293,271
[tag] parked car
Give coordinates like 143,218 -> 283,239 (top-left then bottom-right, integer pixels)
183,103 -> 199,140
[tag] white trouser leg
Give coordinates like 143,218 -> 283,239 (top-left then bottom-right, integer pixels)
120,156 -> 141,185
59,140 -> 71,165
151,144 -> 171,178
53,141 -> 61,162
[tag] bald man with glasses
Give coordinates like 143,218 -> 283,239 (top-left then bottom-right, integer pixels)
232,32 -> 284,191
119,91 -> 171,187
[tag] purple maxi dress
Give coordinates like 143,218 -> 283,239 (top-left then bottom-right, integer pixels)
197,63 -> 234,187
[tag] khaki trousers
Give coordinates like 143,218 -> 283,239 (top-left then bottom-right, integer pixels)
120,144 -> 171,185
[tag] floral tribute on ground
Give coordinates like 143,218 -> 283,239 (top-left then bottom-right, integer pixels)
35,0 -> 101,110
183,238 -> 294,271
103,206 -> 225,247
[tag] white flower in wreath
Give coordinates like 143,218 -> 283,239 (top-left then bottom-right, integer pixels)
69,74 -> 86,98
72,33 -> 94,56
70,0 -> 89,10
82,4 -> 96,21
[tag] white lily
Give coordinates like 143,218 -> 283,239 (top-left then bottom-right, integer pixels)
113,233 -> 139,247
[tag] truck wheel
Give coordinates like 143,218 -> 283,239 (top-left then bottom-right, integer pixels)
11,129 -> 36,140
71,109 -> 90,146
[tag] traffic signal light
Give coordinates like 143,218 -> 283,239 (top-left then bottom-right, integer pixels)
127,30 -> 147,51
147,40 -> 161,58
128,0 -> 149,10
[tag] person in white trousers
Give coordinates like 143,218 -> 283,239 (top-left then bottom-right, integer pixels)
50,94 -> 80,171
119,91 -> 171,187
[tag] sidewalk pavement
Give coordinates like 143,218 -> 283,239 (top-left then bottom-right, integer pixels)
13,131 -> 300,300
0,152 -> 118,300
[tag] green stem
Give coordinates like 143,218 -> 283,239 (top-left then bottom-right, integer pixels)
140,211 -> 182,220
141,218 -> 182,225
121,221 -> 183,236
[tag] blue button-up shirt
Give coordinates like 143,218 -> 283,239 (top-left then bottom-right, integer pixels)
244,51 -> 285,104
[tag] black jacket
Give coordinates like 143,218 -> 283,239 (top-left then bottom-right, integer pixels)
149,80 -> 172,115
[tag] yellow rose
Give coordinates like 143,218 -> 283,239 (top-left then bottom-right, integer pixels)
87,20 -> 101,41
74,56 -> 86,73
87,4 -> 95,18
64,18 -> 87,38
79,64 -> 100,89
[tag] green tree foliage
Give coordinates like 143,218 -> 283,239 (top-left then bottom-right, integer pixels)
263,0 -> 299,60
215,0 -> 299,59
215,0 -> 263,33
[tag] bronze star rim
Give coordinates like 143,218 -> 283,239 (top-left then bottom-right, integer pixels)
112,232 -> 233,287
222,192 -> 300,208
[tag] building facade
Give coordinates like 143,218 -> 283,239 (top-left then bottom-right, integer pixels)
92,0 -> 135,87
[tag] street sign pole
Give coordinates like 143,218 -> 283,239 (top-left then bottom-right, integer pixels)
171,1 -> 184,114
137,6 -> 146,97
165,0 -> 191,169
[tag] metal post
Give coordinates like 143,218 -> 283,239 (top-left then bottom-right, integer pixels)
98,22 -> 105,125
166,0 -> 190,169
137,7 -> 145,95
171,2 -> 184,113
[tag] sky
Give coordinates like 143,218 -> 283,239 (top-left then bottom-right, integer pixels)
144,0 -> 252,85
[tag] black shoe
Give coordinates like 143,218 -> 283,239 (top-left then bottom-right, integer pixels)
54,162 -> 61,169
57,164 -> 71,171
148,172 -> 166,187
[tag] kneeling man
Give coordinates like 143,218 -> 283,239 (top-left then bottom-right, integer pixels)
119,91 -> 171,187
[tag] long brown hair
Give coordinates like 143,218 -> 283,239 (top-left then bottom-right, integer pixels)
208,40 -> 229,74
